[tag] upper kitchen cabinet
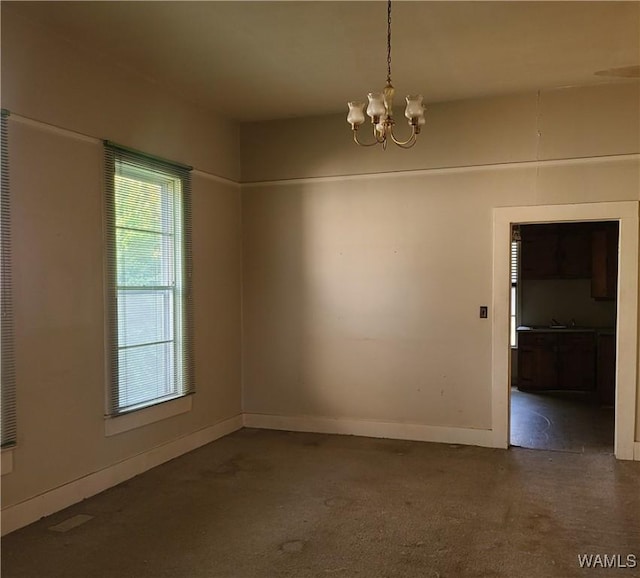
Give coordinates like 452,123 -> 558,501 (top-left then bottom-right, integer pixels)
520,223 -> 591,280
591,222 -> 619,301
520,224 -> 558,279
558,224 -> 592,278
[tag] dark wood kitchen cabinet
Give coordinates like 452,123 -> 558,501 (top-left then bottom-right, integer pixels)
520,224 -> 560,280
591,222 -> 619,300
596,333 -> 616,405
517,332 -> 558,390
558,225 -> 592,279
517,330 -> 596,392
557,332 -> 596,391
520,223 -> 591,280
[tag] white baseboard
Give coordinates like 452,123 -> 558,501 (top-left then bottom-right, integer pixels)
1,414 -> 243,536
243,412 -> 495,448
18,411 -> 625,536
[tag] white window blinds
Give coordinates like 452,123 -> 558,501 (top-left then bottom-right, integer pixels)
104,143 -> 194,416
511,241 -> 519,285
1,109 -> 16,447
510,239 -> 519,347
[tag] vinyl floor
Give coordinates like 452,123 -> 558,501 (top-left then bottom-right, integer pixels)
510,387 -> 614,454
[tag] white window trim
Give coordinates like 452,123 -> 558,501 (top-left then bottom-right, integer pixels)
103,143 -> 194,418
104,395 -> 192,437
492,201 -> 638,459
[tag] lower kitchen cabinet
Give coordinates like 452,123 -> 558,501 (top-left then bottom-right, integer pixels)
518,332 -> 557,390
557,332 -> 596,390
597,333 -> 616,405
517,331 -> 596,392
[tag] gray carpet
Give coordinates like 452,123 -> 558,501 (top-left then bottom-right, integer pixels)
2,429 -> 639,578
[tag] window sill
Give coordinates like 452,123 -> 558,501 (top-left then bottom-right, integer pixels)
105,395 -> 193,437
1,447 -> 14,476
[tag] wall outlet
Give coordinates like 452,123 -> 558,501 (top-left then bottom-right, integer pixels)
480,306 -> 488,318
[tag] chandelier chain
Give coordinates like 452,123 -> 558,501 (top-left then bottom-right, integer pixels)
386,0 -> 392,84
346,0 -> 423,149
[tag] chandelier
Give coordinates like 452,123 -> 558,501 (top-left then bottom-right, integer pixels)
347,0 -> 425,149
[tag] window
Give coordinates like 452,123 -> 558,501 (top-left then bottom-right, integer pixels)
1,109 -> 16,448
104,143 -> 193,416
510,232 -> 520,348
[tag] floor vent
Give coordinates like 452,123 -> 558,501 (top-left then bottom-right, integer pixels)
48,514 -> 94,533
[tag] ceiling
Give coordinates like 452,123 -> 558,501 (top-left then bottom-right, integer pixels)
5,1 -> 640,122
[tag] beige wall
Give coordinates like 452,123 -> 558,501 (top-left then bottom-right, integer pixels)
2,6 -> 240,181
1,10 -> 242,508
2,1 -> 640,517
241,83 -> 640,437
241,84 -> 639,182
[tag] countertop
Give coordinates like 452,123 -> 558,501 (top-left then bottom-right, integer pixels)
517,326 -> 615,334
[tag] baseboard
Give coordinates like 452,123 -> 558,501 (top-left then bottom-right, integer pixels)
1,414 -> 243,536
634,442 -> 640,461
242,412 -> 495,448
4,411 -> 625,536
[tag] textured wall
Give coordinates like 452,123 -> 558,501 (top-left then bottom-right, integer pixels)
241,84 -> 640,436
1,11 -> 243,508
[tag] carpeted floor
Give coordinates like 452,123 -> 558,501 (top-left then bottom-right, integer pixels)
2,428 -> 639,578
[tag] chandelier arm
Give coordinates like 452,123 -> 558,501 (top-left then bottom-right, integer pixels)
395,138 -> 418,150
388,124 -> 417,147
347,0 -> 423,150
352,130 -> 381,147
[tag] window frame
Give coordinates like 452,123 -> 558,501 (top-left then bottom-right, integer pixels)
104,143 -> 194,419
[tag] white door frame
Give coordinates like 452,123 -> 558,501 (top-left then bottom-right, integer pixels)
492,201 -> 639,460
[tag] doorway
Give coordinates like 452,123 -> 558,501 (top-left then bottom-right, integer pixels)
509,220 -> 618,454
491,202 -> 638,460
